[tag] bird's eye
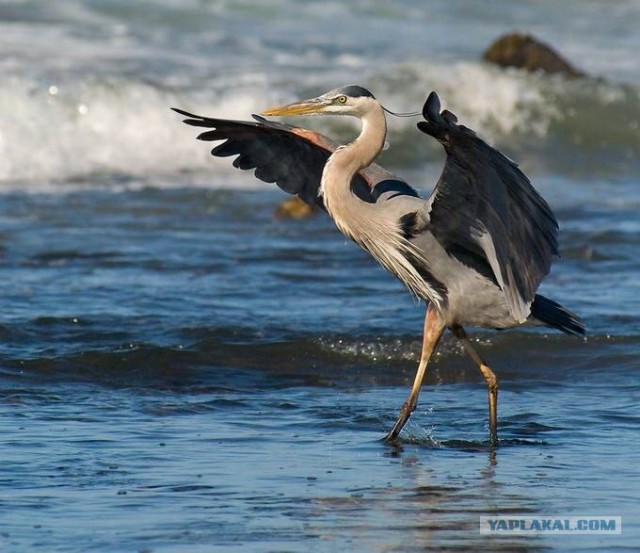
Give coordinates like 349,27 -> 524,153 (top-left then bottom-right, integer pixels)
337,95 -> 348,104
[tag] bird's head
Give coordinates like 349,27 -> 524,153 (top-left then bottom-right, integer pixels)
261,85 -> 378,118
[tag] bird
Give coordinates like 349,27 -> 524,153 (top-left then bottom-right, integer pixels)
173,84 -> 585,445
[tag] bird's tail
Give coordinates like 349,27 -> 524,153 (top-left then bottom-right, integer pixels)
530,294 -> 586,336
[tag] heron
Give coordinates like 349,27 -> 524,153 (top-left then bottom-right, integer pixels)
173,85 -> 585,445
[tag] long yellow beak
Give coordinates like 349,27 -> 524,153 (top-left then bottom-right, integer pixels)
261,98 -> 330,116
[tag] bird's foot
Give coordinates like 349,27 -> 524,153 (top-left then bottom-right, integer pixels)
383,399 -> 416,443
488,428 -> 499,448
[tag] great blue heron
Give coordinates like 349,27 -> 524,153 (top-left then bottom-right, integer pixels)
173,85 -> 585,445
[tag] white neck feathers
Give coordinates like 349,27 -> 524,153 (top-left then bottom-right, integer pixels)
320,104 -> 386,226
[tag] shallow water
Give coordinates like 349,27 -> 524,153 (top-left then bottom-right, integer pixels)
1,187 -> 638,552
4,379 -> 638,553
1,1 -> 640,551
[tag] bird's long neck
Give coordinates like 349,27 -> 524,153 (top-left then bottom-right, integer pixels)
320,105 -> 386,235
319,105 -> 436,304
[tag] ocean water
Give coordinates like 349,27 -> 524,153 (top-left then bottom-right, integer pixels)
1,1 -> 639,552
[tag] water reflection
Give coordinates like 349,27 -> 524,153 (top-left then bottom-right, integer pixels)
375,441 -> 546,552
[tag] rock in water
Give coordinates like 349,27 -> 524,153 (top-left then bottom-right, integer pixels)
483,33 -> 585,78
274,196 -> 318,219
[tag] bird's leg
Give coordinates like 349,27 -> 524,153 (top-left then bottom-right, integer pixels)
450,325 -> 499,446
384,305 -> 445,442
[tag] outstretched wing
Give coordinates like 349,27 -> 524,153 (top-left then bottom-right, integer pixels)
418,92 -> 558,322
172,108 -> 418,208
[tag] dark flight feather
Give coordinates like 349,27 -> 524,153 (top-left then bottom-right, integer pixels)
172,108 -> 417,208
417,92 -> 559,321
530,294 -> 585,336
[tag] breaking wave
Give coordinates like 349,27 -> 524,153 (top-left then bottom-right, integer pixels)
0,63 -> 638,187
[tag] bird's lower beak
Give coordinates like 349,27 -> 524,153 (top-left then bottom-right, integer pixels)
261,97 -> 330,116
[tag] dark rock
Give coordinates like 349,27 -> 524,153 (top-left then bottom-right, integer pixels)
483,33 -> 586,78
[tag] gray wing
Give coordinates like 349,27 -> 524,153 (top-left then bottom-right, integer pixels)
172,109 -> 419,208
417,92 -> 558,322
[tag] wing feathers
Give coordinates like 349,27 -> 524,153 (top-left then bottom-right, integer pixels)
173,107 -> 416,208
418,92 -> 558,320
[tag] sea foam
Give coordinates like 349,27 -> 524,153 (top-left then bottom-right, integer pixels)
0,64 -> 638,188
0,76 -> 267,185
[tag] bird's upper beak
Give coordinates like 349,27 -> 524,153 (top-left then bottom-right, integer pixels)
261,96 -> 330,116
